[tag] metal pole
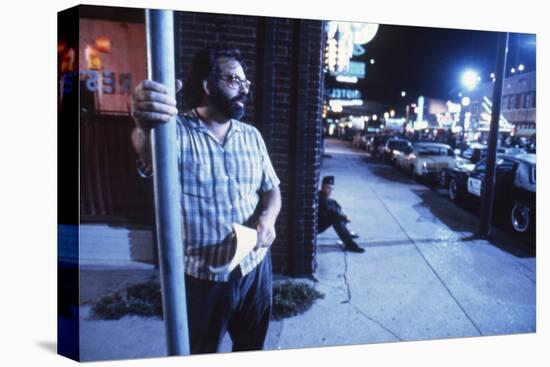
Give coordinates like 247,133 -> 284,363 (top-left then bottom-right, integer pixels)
459,107 -> 466,153
146,9 -> 190,355
478,32 -> 509,238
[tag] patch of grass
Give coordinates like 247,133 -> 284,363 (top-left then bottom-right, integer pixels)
92,281 -> 163,320
272,281 -> 324,320
92,280 -> 324,321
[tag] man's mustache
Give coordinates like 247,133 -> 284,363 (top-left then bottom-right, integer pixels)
232,94 -> 247,104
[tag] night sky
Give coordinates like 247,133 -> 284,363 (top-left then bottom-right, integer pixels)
350,23 -> 536,107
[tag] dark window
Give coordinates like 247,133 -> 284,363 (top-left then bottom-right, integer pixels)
508,94 -> 516,110
502,95 -> 509,110
524,93 -> 532,108
515,94 -> 523,109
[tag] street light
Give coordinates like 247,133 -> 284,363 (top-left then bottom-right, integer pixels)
456,69 -> 480,150
461,69 -> 480,91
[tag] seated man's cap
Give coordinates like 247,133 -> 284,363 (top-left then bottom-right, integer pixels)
322,176 -> 334,185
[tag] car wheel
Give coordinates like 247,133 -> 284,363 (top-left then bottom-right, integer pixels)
510,202 -> 530,233
448,178 -> 458,201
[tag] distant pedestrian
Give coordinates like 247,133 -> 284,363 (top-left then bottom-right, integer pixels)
317,176 -> 364,253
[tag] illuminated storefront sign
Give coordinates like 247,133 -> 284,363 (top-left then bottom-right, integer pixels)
325,21 -> 378,74
329,99 -> 364,108
330,61 -> 366,78
328,88 -> 362,100
336,75 -> 358,83
58,18 -> 146,113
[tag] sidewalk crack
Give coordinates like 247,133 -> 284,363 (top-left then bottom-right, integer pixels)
348,302 -> 402,341
341,250 -> 352,304
340,246 -> 401,341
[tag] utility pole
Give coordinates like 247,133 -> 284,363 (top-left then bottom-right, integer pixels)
146,9 -> 190,355
478,32 -> 509,238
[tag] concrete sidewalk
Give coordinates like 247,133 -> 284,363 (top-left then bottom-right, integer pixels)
77,138 -> 535,362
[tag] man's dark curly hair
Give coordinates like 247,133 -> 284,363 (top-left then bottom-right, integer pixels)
183,47 -> 247,109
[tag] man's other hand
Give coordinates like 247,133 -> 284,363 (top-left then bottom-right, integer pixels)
256,215 -> 277,250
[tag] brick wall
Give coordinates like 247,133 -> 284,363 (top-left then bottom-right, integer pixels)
174,11 -> 325,276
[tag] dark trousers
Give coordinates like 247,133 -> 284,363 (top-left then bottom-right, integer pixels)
185,254 -> 272,354
318,214 -> 356,248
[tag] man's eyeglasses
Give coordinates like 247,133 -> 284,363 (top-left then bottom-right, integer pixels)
217,74 -> 252,90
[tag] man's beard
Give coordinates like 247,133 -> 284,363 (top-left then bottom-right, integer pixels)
209,86 -> 247,120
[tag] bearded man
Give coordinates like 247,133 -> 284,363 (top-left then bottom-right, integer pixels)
130,47 -> 281,354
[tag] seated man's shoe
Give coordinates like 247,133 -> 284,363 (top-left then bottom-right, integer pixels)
349,231 -> 359,239
344,244 -> 365,253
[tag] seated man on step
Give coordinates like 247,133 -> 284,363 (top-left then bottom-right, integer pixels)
317,176 -> 364,253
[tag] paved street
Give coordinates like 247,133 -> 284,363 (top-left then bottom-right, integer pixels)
78,137 -> 536,361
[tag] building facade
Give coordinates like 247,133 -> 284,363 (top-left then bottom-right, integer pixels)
468,71 -> 536,136
64,5 -> 327,277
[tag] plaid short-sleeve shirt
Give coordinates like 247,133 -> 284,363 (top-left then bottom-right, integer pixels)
175,110 -> 280,282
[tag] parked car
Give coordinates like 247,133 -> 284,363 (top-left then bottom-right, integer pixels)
366,135 -> 392,157
358,133 -> 375,150
441,144 -> 527,187
461,143 -> 488,164
440,143 -> 486,187
445,154 -> 536,234
381,138 -> 413,164
496,146 -> 527,155
352,132 -> 363,148
395,142 -> 458,180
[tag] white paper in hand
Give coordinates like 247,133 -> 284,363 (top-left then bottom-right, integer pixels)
209,223 -> 258,274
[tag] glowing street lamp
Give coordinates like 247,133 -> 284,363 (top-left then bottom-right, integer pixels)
461,69 -> 480,91
401,91 -> 406,97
